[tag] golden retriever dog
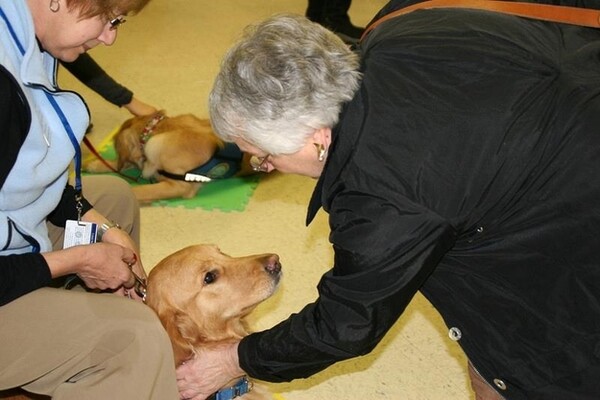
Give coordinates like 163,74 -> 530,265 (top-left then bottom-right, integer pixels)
145,244 -> 282,400
84,112 -> 255,203
0,245 -> 279,400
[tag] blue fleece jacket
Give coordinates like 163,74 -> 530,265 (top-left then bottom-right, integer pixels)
0,0 -> 89,255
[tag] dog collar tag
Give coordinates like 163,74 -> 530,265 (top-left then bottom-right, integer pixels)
211,377 -> 251,400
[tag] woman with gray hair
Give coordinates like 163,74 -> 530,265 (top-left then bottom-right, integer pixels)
178,3 -> 600,400
209,13 -> 361,171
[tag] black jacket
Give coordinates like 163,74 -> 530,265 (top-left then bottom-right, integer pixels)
238,0 -> 600,398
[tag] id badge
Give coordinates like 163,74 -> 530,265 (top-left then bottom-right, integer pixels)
63,220 -> 97,248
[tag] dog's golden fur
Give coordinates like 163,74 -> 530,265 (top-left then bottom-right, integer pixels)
145,245 -> 281,399
84,112 -> 255,202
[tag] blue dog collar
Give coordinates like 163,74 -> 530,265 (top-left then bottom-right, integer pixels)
191,142 -> 243,179
208,377 -> 251,400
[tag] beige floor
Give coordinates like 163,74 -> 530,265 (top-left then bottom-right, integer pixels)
60,1 -> 474,399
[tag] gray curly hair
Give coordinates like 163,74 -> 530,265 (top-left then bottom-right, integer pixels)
209,13 -> 361,155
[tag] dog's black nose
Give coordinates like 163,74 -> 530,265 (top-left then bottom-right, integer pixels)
264,254 -> 281,275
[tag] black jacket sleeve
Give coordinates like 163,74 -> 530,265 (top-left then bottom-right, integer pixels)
60,53 -> 133,107
238,191 -> 456,381
0,253 -> 52,306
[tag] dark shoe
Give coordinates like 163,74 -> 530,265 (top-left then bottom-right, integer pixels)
306,9 -> 324,24
305,0 -> 325,23
323,18 -> 364,45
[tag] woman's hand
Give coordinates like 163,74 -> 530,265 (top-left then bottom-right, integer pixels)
43,242 -> 137,292
80,208 -> 147,301
176,341 -> 244,400
123,97 -> 158,117
73,242 -> 138,291
99,225 -> 147,301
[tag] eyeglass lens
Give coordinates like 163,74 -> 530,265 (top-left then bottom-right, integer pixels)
250,155 -> 269,172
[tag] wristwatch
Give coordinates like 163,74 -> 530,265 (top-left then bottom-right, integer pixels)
97,221 -> 121,242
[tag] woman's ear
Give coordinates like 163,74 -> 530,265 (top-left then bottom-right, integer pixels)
312,127 -> 332,149
311,127 -> 332,162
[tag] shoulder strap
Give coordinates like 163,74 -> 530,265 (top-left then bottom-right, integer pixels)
361,0 -> 600,41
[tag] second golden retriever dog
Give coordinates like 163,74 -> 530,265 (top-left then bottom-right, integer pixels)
145,244 -> 282,400
84,112 -> 255,203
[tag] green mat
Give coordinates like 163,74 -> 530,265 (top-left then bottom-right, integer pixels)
84,129 -> 260,212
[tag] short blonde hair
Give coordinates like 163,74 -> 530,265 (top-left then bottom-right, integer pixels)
66,0 -> 150,19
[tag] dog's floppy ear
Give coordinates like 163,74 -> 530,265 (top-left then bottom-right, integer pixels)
114,122 -> 143,171
148,289 -> 196,365
159,297 -> 246,351
176,311 -> 211,346
156,305 -> 199,365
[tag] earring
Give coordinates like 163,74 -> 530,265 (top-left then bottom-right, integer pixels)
314,143 -> 327,162
49,0 -> 60,12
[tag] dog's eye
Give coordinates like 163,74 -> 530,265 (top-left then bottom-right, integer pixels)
204,271 -> 217,285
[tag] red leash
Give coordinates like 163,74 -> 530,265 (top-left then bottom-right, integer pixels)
82,136 -> 139,183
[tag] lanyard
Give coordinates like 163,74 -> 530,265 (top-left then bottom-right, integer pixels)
0,7 -> 85,219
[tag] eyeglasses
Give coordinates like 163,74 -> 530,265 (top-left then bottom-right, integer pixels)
108,15 -> 126,30
249,155 -> 271,172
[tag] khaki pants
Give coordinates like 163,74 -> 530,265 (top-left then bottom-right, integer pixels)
468,359 -> 600,399
468,362 -> 505,400
0,288 -> 178,399
0,176 -> 179,399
